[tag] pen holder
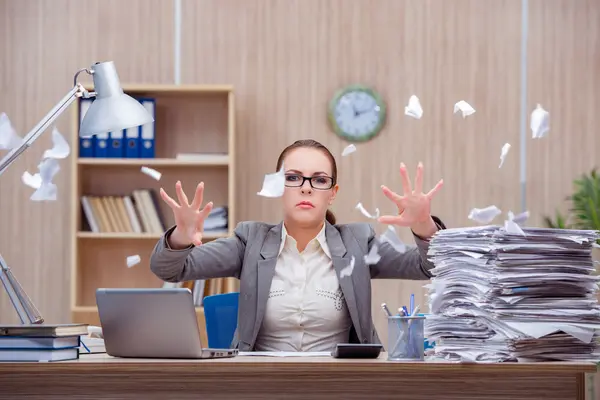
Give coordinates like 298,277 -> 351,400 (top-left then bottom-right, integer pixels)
387,315 -> 425,361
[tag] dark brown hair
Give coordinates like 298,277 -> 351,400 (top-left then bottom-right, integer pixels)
276,139 -> 338,225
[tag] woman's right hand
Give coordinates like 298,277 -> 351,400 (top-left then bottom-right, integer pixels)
160,181 -> 213,248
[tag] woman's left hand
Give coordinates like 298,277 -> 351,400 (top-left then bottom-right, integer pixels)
378,162 -> 443,231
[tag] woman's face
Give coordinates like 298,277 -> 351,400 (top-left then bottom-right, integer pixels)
281,147 -> 338,226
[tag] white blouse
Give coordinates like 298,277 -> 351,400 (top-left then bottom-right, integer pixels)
253,223 -> 352,352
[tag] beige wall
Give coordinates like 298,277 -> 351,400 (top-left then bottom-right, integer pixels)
0,0 -> 598,356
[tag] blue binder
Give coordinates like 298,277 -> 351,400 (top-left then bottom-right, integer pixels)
78,99 -> 95,158
139,98 -> 156,158
124,126 -> 140,158
108,130 -> 124,158
94,131 -> 109,158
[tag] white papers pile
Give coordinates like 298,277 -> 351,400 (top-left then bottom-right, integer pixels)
425,225 -> 600,363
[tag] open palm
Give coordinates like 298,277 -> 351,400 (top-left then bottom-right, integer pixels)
378,162 -> 443,227
160,181 -> 213,246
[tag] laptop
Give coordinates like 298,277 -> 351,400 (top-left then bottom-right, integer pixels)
96,288 -> 238,359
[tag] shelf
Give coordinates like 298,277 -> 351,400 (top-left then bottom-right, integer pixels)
71,83 -> 236,330
76,231 -> 230,240
83,83 -> 233,94
78,156 -> 229,167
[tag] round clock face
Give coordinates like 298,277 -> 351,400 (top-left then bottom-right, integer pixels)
328,85 -> 386,142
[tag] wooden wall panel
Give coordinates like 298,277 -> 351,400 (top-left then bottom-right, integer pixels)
526,0 -> 600,228
181,0 -> 523,345
0,0 -> 174,323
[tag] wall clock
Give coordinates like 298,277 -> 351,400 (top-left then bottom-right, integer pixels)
328,84 -> 387,142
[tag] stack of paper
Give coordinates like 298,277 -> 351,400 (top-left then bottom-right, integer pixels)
424,225 -> 600,363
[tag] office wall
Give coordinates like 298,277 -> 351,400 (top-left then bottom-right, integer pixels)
0,0 -> 598,353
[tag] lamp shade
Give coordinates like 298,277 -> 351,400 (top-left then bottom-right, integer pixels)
79,61 -> 154,138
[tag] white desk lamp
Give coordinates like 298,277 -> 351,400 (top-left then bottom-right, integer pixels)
0,61 -> 154,324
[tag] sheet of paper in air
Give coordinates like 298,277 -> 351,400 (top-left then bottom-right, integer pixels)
453,100 -> 475,118
141,166 -> 162,181
42,127 -> 70,159
21,171 -> 42,189
29,158 -> 60,201
468,205 -> 501,224
0,113 -> 22,150
355,202 -> 380,219
498,143 -> 511,168
126,255 -> 141,268
504,219 -> 525,236
364,243 -> 381,265
507,210 -> 529,225
339,256 -> 355,278
342,144 -> 356,156
530,104 -> 549,138
379,225 -> 407,253
238,351 -> 331,357
404,95 -> 423,119
257,164 -> 285,198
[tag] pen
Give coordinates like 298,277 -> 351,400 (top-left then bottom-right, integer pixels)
81,340 -> 91,353
381,303 -> 393,317
410,294 -> 415,315
402,306 -> 409,316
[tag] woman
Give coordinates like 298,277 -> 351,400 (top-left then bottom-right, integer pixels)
150,139 -> 446,352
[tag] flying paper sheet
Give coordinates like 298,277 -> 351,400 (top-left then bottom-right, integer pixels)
257,164 -> 285,198
364,243 -> 381,265
379,225 -> 407,253
0,113 -> 22,150
42,127 -> 70,159
141,166 -> 162,181
530,104 -> 549,139
355,202 -> 380,219
126,255 -> 141,268
29,158 -> 60,201
342,144 -> 356,157
404,95 -> 423,119
340,256 -> 355,278
498,143 -> 511,168
453,100 -> 476,118
21,171 -> 42,189
507,210 -> 530,225
468,205 -> 501,224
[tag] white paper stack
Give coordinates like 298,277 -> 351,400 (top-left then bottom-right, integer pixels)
424,225 -> 600,363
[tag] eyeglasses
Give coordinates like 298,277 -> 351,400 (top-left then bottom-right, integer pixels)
284,173 -> 335,190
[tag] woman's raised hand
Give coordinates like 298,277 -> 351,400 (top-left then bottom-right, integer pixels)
378,162 -> 443,227
160,181 -> 213,248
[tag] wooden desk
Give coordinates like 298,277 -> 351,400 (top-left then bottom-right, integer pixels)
0,353 -> 595,399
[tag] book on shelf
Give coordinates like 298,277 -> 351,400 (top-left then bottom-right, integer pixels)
78,96 -> 156,159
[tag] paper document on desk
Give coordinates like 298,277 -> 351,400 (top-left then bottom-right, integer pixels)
238,351 -> 330,357
424,225 -> 600,363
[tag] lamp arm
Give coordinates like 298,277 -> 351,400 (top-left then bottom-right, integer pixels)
0,80 -> 89,324
0,254 -> 42,324
0,84 -> 82,177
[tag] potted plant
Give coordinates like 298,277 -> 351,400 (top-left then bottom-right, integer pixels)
544,168 -> 600,260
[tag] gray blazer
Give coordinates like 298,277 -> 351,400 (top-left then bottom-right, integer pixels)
150,217 -> 446,351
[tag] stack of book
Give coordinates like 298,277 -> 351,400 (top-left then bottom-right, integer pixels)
425,225 -> 600,363
203,206 -> 228,233
80,189 -> 165,234
0,324 -> 88,362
